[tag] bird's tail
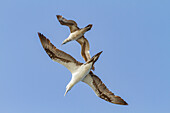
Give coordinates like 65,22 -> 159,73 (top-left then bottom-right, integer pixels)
81,24 -> 93,33
85,24 -> 93,31
86,51 -> 103,66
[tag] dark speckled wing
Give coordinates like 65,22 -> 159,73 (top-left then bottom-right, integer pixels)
82,71 -> 128,105
38,32 -> 82,73
56,15 -> 79,33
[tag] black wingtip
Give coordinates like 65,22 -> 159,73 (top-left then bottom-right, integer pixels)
37,32 -> 44,39
37,32 -> 41,38
37,32 -> 40,34
125,102 -> 128,105
37,32 -> 48,45
121,100 -> 128,105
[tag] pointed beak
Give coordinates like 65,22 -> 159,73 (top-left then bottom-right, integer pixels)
61,41 -> 67,45
64,90 -> 68,96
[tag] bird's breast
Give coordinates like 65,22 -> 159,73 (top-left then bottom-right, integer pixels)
69,31 -> 83,40
72,65 -> 91,83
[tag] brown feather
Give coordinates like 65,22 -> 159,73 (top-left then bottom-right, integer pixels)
38,32 -> 82,66
82,71 -> 128,105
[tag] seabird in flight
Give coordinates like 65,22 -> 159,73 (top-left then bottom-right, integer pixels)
56,15 -> 93,69
38,32 -> 101,96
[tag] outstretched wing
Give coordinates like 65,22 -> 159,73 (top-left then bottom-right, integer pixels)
82,71 -> 128,105
76,36 -> 91,61
38,32 -> 82,73
56,15 -> 93,69
56,15 -> 79,33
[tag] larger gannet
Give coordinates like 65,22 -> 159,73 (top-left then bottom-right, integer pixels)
38,32 -> 101,96
38,33 -> 128,105
56,15 -> 92,66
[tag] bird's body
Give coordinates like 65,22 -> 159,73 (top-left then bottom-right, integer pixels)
38,32 -> 101,96
62,24 -> 92,45
65,62 -> 93,96
56,15 -> 93,65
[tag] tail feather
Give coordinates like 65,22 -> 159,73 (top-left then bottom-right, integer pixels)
87,51 -> 103,65
85,24 -> 93,31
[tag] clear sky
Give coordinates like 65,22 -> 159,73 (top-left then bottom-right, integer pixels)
1,0 -> 170,113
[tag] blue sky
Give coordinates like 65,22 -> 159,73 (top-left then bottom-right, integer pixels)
1,0 -> 170,113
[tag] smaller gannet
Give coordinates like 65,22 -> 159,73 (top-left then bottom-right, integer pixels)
38,32 -> 101,96
57,15 -> 92,45
56,15 -> 93,68
62,24 -> 92,45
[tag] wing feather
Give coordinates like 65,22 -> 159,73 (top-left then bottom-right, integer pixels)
38,32 -> 82,73
76,36 -> 91,61
82,71 -> 128,105
56,15 -> 79,33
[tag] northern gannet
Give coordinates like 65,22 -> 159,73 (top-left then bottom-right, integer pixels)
38,32 -> 101,96
56,15 -> 93,69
